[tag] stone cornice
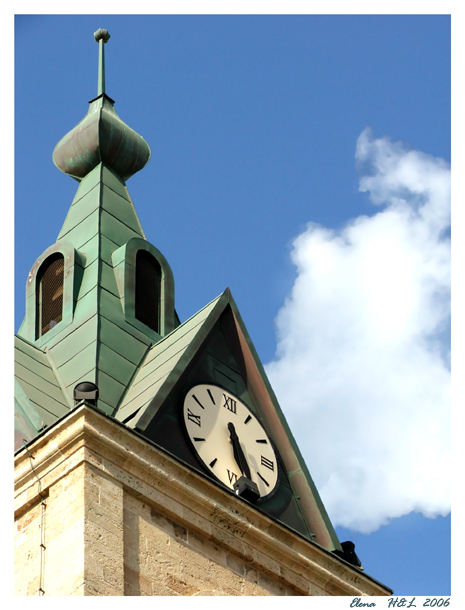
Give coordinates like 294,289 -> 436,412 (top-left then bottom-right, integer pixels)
14,405 -> 391,596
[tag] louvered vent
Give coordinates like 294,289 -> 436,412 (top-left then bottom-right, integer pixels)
38,254 -> 64,337
135,250 -> 161,333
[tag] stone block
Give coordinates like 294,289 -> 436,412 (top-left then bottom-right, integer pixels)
65,504 -> 85,529
279,563 -> 311,595
187,529 -> 227,568
123,564 -> 152,595
14,537 -> 41,574
26,574 -> 42,596
252,546 -> 282,577
225,552 -> 246,576
63,464 -> 86,490
83,575 -> 122,596
257,569 -> 291,596
166,573 -> 200,596
15,500 -> 41,533
84,554 -> 104,581
85,498 -> 124,538
124,581 -> 141,596
83,476 -> 100,503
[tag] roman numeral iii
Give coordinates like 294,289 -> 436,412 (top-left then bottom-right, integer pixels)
260,455 -> 274,471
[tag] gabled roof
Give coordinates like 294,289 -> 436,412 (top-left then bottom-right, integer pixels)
14,334 -> 72,449
115,287 -> 342,552
116,294 -> 224,426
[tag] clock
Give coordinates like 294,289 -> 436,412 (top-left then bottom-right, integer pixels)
182,384 -> 279,501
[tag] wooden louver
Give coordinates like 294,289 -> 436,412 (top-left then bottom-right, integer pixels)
38,254 -> 64,337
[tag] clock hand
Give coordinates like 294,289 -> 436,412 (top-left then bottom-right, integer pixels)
227,422 -> 251,480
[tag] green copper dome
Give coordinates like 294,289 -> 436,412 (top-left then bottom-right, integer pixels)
52,29 -> 151,182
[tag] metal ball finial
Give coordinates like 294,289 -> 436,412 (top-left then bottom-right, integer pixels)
94,29 -> 110,43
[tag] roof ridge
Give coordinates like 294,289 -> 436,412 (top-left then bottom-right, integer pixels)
145,290 -> 227,352
14,333 -> 46,352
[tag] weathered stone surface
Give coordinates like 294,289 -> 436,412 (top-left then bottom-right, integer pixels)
15,405 -> 392,596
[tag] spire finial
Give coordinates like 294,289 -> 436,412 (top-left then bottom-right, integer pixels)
53,29 -> 151,181
94,29 -> 111,96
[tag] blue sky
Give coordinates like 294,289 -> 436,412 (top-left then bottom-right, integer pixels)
14,14 -> 451,597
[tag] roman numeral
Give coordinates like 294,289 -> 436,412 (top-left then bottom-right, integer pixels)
257,472 -> 270,487
227,469 -> 238,484
260,455 -> 274,471
187,408 -> 201,427
192,395 -> 205,409
207,388 -> 216,404
223,394 -> 237,414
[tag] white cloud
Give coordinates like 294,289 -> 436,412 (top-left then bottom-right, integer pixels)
265,127 -> 451,534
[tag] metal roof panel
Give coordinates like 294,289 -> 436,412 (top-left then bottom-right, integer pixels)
98,316 -> 149,366
115,294 -> 224,424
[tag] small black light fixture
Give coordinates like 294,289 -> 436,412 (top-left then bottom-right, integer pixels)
233,475 -> 260,503
74,381 -> 99,407
333,540 -> 363,570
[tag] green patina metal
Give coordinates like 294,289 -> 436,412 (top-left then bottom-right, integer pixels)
15,30 -> 344,554
14,335 -> 72,432
95,29 -> 110,97
53,31 -> 150,183
16,31 -> 171,425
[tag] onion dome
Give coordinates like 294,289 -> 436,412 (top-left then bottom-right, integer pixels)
53,29 -> 151,182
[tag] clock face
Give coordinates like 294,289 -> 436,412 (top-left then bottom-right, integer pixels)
182,384 -> 279,499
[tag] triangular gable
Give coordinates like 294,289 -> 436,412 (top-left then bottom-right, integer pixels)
115,293 -> 226,427
116,288 -> 341,552
225,293 -> 342,552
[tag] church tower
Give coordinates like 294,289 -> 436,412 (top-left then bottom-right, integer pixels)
14,30 -> 392,597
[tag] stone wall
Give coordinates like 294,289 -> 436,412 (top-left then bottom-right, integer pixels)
14,405 -> 391,596
122,487 -> 296,596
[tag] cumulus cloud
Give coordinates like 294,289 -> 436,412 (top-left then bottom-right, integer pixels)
265,127 -> 450,534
